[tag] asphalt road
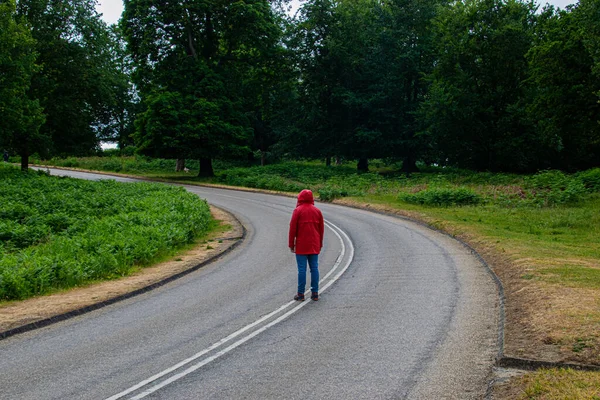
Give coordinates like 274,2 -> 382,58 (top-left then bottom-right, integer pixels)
0,170 -> 500,399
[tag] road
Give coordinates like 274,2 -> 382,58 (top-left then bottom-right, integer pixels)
0,169 -> 500,399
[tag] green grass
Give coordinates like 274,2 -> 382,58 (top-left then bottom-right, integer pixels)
408,198 -> 600,260
537,266 -> 600,290
33,155 -> 192,174
0,164 -> 213,301
33,157 -> 600,291
517,368 -> 600,399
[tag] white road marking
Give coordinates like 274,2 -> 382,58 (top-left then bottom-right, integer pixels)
105,221 -> 354,400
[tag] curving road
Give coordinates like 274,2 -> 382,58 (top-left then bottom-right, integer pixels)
0,170 -> 500,399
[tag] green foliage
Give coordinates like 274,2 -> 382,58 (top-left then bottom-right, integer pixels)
15,0 -> 131,161
399,188 -> 482,207
420,0 -> 539,172
317,187 -> 349,202
0,0 -> 46,169
526,5 -> 600,171
43,156 -> 198,174
44,157 -> 600,211
123,0 -> 282,176
0,164 -> 211,300
576,168 -> 600,192
526,170 -> 587,206
216,167 -> 306,193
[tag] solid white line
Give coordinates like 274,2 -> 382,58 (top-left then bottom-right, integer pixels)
105,220 -> 350,400
128,221 -> 354,399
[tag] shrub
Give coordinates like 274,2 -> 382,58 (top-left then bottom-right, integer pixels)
576,168 -> 600,193
0,165 -> 212,301
318,187 -> 348,202
399,187 -> 482,207
102,148 -> 121,157
526,170 -> 587,206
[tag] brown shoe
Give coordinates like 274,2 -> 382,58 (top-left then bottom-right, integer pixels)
294,293 -> 305,301
311,292 -> 319,301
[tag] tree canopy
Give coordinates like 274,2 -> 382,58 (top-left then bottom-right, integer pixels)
1,0 -> 599,173
0,0 -> 45,170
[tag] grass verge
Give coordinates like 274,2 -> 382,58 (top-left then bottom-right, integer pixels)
494,368 -> 600,399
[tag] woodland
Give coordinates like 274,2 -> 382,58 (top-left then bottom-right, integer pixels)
1,0 -> 599,174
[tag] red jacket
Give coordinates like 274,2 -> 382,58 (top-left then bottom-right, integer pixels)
289,190 -> 324,255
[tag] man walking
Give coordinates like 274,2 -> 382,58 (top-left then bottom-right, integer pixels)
289,189 -> 324,301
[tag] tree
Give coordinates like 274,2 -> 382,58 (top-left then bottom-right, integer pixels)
578,0 -> 600,80
289,0 -> 341,161
291,0 -> 378,171
525,4 -> 600,170
95,25 -> 138,153
291,0 -> 442,172
0,0 -> 46,170
419,0 -> 538,172
123,0 -> 281,176
14,0 -> 126,158
364,0 -> 443,173
238,7 -> 294,166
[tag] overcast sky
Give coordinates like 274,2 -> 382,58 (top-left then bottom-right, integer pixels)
96,0 -> 578,25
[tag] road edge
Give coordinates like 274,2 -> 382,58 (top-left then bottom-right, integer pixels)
0,206 -> 247,341
26,166 -> 600,373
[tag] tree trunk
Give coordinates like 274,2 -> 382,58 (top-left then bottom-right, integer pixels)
357,157 -> 368,172
260,150 -> 266,167
176,159 -> 185,172
20,145 -> 29,171
325,156 -> 331,167
401,155 -> 419,176
198,157 -> 214,177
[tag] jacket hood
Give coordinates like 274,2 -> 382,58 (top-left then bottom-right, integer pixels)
296,189 -> 314,206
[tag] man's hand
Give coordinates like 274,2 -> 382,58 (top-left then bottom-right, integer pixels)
290,246 -> 295,253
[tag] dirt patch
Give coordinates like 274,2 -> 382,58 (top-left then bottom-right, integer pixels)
0,206 -> 243,334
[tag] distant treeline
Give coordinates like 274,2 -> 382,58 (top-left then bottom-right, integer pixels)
1,0 -> 599,173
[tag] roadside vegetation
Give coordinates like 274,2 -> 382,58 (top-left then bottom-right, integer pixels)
0,164 -> 212,301
31,156 -> 600,397
508,369 -> 600,399
2,0 -> 599,396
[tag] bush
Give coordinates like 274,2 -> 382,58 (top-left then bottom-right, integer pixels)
526,170 -> 587,206
399,187 -> 482,207
102,148 -> 121,157
0,164 -> 212,301
576,168 -> 600,193
318,187 -> 348,202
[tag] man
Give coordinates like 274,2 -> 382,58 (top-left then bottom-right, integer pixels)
3,150 -> 8,162
289,189 -> 324,301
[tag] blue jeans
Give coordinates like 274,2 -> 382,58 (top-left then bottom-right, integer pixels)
296,254 -> 319,294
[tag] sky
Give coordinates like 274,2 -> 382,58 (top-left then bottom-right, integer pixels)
95,0 -> 577,25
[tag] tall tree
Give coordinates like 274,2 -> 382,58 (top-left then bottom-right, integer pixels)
239,7 -> 294,166
16,0 -> 124,157
365,0 -> 443,172
0,0 -> 46,170
95,25 -> 138,153
291,0 -> 441,172
419,0 -> 538,172
578,0 -> 600,80
526,4 -> 600,170
289,0 -> 345,162
123,0 -> 280,176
